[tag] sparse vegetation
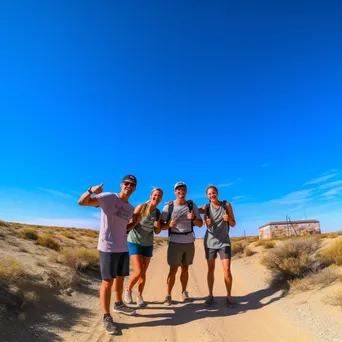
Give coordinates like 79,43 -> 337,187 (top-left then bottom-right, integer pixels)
37,234 -> 61,251
0,219 -> 10,227
319,239 -> 342,266
261,238 -> 321,286
244,247 -> 256,257
21,228 -> 39,240
232,242 -> 244,256
324,290 -> 342,309
58,248 -> 99,271
60,231 -> 76,239
264,241 -> 276,249
0,257 -> 25,281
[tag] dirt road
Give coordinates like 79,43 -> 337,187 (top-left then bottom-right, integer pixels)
77,240 -> 313,342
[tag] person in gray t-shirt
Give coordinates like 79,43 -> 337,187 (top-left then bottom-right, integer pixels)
78,175 -> 140,335
198,185 -> 236,308
161,182 -> 203,305
125,187 -> 164,307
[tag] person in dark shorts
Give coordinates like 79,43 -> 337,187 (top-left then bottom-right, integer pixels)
198,185 -> 236,308
78,175 -> 140,335
125,188 -> 164,307
161,182 -> 203,305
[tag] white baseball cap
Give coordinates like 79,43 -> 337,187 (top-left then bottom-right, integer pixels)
174,181 -> 187,190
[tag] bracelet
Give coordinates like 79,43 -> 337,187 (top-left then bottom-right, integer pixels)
87,187 -> 93,194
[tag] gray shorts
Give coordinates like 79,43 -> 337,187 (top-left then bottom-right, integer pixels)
99,251 -> 130,280
205,246 -> 231,260
167,242 -> 195,266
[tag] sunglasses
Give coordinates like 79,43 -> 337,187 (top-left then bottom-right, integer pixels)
124,181 -> 136,187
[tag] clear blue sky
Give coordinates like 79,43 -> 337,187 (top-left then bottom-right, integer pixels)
1,0 -> 342,236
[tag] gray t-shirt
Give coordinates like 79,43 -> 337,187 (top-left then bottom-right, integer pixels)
127,209 -> 158,246
204,202 -> 230,249
95,192 -> 134,253
161,201 -> 200,244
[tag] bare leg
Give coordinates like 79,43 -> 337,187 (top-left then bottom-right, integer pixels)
222,258 -> 232,297
114,276 -> 125,302
127,255 -> 143,291
138,256 -> 151,297
100,279 -> 114,314
207,259 -> 216,296
167,266 -> 178,295
180,264 -> 189,293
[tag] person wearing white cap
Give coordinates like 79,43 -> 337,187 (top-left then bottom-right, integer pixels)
160,182 -> 203,305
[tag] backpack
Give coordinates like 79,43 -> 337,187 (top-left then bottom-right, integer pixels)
166,200 -> 195,236
205,200 -> 228,221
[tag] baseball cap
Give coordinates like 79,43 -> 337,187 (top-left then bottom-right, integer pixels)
174,181 -> 187,190
122,175 -> 137,184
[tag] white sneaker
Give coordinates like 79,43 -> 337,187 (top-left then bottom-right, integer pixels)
124,289 -> 133,304
136,296 -> 147,307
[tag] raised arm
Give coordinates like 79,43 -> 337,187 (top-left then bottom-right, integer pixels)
226,202 -> 236,227
77,184 -> 103,207
126,204 -> 143,232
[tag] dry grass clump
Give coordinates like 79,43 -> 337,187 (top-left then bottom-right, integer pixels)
319,239 -> 342,266
324,291 -> 342,309
264,241 -> 276,249
232,242 -> 244,256
21,228 -> 39,240
261,238 -> 321,286
37,234 -> 61,251
42,269 -> 83,289
0,219 -> 10,227
0,257 -> 25,281
254,239 -> 269,247
244,247 -> 256,257
60,231 -> 76,240
78,229 -> 99,239
58,248 -> 99,271
247,236 -> 259,243
154,236 -> 168,248
291,267 -> 341,292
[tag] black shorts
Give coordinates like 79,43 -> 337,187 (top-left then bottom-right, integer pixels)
205,246 -> 231,260
167,242 -> 195,266
99,251 -> 130,280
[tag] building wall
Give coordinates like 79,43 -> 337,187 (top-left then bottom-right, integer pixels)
259,222 -> 321,239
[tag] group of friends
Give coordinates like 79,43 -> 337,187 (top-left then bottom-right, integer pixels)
78,175 -> 236,335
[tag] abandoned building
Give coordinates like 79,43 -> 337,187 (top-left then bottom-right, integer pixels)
258,219 -> 321,239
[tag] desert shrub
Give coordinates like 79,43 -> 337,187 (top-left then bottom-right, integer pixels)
261,238 -> 321,286
327,233 -> 339,239
264,241 -> 276,249
244,247 -> 256,257
37,234 -> 61,251
247,236 -> 259,243
42,269 -> 83,289
291,267 -> 341,292
21,228 -> 39,240
0,220 -> 10,227
58,248 -> 99,271
324,291 -> 342,309
319,239 -> 342,266
81,229 -> 98,239
232,242 -> 244,256
60,231 -> 76,240
0,257 -> 25,281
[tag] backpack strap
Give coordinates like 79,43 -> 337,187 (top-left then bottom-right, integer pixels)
222,200 -> 228,213
205,203 -> 211,219
167,202 -> 174,237
155,208 -> 160,221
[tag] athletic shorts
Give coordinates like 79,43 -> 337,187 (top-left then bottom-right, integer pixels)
128,242 -> 153,257
167,242 -> 195,266
205,246 -> 231,260
99,251 -> 130,280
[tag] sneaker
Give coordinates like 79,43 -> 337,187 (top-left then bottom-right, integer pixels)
164,295 -> 172,306
136,296 -> 147,308
226,297 -> 237,308
181,291 -> 191,303
124,289 -> 133,304
204,295 -> 214,307
103,315 -> 118,335
113,302 -> 136,316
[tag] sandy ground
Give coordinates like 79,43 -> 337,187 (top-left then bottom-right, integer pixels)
56,240 -> 342,342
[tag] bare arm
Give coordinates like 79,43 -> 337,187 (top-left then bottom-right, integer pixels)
126,204 -> 143,232
226,202 -> 236,227
77,184 -> 103,207
198,204 -> 206,215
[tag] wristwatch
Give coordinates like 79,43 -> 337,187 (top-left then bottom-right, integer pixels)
88,187 -> 93,194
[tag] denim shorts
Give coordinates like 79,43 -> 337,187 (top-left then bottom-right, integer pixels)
128,242 -> 153,257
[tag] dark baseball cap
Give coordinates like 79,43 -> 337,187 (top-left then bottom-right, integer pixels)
122,175 -> 137,184
174,181 -> 187,190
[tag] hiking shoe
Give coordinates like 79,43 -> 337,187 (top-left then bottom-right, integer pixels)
164,295 -> 172,306
124,289 -> 133,304
103,315 -> 118,335
204,295 -> 214,307
226,297 -> 237,308
136,296 -> 147,308
113,302 -> 136,316
181,291 -> 191,303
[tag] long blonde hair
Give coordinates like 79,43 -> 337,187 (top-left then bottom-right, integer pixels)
141,188 -> 164,217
